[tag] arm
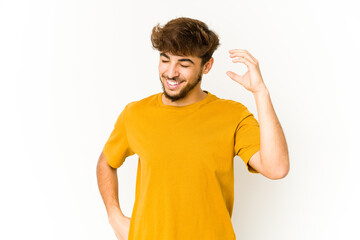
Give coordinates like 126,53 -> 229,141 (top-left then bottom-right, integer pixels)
226,48 -> 290,179
96,151 -> 131,239
248,89 -> 289,179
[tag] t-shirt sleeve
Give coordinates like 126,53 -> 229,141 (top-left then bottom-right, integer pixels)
234,106 -> 261,174
103,104 -> 135,168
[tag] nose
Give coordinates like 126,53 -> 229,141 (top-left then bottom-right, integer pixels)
166,63 -> 180,79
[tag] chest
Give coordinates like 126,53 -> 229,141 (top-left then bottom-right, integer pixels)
126,110 -> 237,172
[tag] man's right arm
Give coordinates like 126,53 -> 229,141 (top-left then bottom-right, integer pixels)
96,151 -> 131,240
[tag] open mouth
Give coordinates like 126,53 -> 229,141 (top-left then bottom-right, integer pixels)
166,79 -> 184,89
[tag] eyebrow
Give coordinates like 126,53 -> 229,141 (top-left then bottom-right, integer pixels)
160,52 -> 195,65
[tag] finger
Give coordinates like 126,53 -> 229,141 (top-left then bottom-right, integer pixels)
229,48 -> 252,57
230,53 -> 256,65
229,49 -> 257,63
229,52 -> 256,64
226,70 -> 246,86
231,57 -> 255,69
226,70 -> 240,81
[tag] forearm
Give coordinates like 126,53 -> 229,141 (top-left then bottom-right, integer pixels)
253,88 -> 289,177
96,155 -> 125,220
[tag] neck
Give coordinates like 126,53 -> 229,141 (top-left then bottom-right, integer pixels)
162,88 -> 208,107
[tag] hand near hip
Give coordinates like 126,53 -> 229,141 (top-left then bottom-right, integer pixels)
226,49 -> 267,94
109,215 -> 131,240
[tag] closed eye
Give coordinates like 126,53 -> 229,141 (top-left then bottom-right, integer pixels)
161,60 -> 189,68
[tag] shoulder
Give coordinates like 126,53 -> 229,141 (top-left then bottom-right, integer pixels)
124,92 -> 160,112
207,93 -> 257,123
209,93 -> 248,113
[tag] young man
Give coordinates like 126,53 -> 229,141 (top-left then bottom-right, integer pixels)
97,17 -> 289,240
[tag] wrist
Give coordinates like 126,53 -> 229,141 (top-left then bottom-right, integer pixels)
107,208 -> 125,222
253,86 -> 269,97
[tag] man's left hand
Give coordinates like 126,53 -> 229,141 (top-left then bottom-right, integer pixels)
226,49 -> 267,94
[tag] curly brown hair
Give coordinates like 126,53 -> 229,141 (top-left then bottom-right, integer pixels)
151,17 -> 220,66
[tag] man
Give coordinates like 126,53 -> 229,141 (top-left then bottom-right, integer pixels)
97,17 -> 289,240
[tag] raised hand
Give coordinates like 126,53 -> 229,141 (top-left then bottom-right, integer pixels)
226,49 -> 267,94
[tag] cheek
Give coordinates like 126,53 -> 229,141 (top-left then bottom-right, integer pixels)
184,70 -> 197,80
159,65 -> 166,75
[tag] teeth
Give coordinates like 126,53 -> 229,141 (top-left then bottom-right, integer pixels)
167,80 -> 180,85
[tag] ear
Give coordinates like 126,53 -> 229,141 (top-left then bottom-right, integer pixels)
202,57 -> 214,74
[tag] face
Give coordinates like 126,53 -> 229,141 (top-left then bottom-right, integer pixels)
159,52 -> 205,102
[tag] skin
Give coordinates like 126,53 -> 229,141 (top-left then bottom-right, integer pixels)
226,49 -> 290,179
96,48 -> 290,240
96,152 -> 130,240
158,52 -> 214,106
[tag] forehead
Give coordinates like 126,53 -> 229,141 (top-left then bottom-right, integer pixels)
160,52 -> 201,63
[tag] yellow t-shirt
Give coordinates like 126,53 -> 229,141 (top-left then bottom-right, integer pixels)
103,90 -> 260,240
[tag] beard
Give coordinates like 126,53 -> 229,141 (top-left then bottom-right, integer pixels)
159,69 -> 203,102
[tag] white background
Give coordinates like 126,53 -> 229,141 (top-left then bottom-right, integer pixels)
1,0 -> 359,239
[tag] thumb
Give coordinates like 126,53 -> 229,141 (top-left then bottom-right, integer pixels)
226,71 -> 245,86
